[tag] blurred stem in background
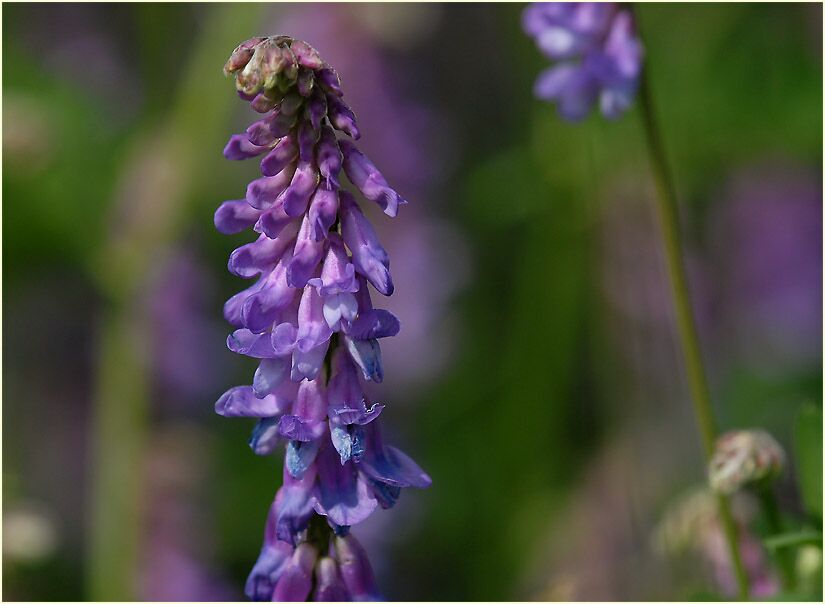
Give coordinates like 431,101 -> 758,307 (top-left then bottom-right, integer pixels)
637,66 -> 750,599
86,5 -> 264,599
757,486 -> 796,590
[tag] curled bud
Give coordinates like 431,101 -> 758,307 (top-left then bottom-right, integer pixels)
709,430 -> 785,495
224,36 -> 266,76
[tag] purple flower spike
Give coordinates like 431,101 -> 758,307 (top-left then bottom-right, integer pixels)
340,192 -> 393,296
340,140 -> 407,217
217,35 -> 428,600
523,2 -> 643,121
334,535 -> 382,601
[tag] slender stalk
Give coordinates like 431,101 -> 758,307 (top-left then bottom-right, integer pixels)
637,71 -> 750,599
757,487 -> 796,590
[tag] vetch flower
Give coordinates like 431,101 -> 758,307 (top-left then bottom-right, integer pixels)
216,35 -> 430,600
523,2 -> 644,121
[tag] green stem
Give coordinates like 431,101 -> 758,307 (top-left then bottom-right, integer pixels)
637,70 -> 750,600
87,304 -> 149,600
758,487 -> 796,590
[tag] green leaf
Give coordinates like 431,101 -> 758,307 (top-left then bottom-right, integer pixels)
795,404 -> 823,520
764,531 -> 823,551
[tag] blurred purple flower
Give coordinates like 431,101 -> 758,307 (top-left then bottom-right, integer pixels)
138,425 -> 235,601
216,35 -> 431,600
523,3 -> 643,121
707,161 -> 823,373
145,249 -> 229,407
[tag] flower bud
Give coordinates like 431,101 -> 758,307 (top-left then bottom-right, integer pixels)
709,430 -> 785,495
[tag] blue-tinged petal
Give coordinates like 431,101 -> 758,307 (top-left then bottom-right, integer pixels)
367,477 -> 402,510
344,336 -> 383,383
285,438 -> 321,479
249,417 -> 281,455
360,422 -> 432,488
252,357 -> 289,398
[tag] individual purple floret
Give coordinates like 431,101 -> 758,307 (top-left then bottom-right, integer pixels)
216,35 -> 431,601
523,2 -> 644,121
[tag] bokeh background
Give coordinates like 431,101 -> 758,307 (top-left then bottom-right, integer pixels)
2,2 -> 822,601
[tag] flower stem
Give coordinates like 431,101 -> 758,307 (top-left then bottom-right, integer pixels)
637,71 -> 750,600
757,486 -> 796,590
